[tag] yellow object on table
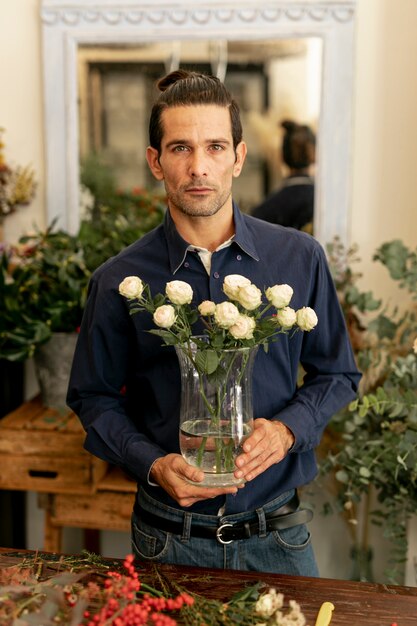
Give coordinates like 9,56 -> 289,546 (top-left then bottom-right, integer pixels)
314,601 -> 335,626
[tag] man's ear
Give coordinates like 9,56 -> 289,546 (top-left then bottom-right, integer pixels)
146,146 -> 164,181
233,141 -> 247,178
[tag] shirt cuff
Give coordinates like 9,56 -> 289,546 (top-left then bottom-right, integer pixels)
147,457 -> 163,487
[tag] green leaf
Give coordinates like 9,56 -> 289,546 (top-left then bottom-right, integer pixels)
374,240 -> 410,279
195,349 -> 219,375
148,329 -> 177,345
368,314 -> 398,340
228,582 -> 263,604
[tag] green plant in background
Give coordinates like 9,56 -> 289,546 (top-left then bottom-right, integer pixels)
79,153 -> 166,271
320,238 -> 417,583
79,191 -> 165,273
0,127 -> 37,224
0,225 -> 90,360
0,154 -> 166,362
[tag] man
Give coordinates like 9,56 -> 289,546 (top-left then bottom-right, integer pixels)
67,70 -> 361,576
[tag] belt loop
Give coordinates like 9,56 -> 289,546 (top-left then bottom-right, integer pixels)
256,506 -> 267,538
182,512 -> 192,541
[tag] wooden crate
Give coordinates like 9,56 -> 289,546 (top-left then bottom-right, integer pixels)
0,396 -> 108,494
50,467 -> 137,533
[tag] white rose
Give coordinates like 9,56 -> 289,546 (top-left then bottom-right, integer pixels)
276,306 -> 297,329
214,301 -> 240,329
413,337 -> 417,354
223,274 -> 251,300
165,280 -> 193,305
235,284 -> 262,311
119,276 -> 144,299
229,315 -> 256,340
265,284 -> 293,309
153,305 -> 176,328
296,306 -> 318,331
286,599 -> 305,623
255,589 -> 284,617
198,300 -> 216,316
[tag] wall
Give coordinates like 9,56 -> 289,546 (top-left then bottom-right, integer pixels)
351,0 -> 417,299
1,0 -> 417,583
1,0 -> 45,242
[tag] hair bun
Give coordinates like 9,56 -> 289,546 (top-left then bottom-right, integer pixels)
157,70 -> 191,92
281,120 -> 298,133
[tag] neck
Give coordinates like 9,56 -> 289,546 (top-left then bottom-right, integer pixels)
169,204 -> 235,252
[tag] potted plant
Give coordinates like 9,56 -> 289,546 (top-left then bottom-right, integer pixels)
0,155 -> 165,407
319,238 -> 417,583
0,225 -> 89,362
0,125 -> 37,409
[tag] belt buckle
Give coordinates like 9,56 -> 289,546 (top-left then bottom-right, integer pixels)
216,522 -> 234,545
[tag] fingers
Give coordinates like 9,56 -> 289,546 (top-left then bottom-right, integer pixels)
234,419 -> 294,482
175,481 -> 240,508
151,453 -> 240,507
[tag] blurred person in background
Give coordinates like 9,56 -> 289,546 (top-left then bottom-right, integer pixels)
252,120 -> 316,233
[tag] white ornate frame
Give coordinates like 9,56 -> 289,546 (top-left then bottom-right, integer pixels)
41,0 -> 357,245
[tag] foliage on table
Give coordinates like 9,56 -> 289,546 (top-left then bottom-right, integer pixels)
0,551 -> 308,626
320,238 -> 417,582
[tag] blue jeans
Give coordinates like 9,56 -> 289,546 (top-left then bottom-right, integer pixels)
131,488 -> 319,576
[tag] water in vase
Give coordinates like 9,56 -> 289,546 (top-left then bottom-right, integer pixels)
180,418 -> 251,486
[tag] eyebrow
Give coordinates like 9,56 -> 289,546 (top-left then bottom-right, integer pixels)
164,138 -> 232,148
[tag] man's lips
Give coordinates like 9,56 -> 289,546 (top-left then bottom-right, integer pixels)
185,186 -> 213,193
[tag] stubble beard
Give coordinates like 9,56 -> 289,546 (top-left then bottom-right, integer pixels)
165,184 -> 233,218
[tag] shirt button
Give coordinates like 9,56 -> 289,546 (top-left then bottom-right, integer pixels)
213,271 -> 220,279
236,255 -> 242,261
184,262 -> 189,268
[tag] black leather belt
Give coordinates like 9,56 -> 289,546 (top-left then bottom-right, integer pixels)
135,492 -> 313,545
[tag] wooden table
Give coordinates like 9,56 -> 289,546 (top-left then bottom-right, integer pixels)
1,548 -> 416,625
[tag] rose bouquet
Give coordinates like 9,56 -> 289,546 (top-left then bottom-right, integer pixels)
119,274 -> 318,350
119,274 -> 317,484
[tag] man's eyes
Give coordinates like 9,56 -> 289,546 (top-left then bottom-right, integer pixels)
171,144 -> 225,152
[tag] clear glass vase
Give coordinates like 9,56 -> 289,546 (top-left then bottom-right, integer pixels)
175,338 -> 259,487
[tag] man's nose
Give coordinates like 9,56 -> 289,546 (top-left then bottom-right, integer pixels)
188,149 -> 208,177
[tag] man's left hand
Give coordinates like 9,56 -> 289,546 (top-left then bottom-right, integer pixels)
234,418 -> 295,482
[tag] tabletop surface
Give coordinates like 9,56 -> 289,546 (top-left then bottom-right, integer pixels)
1,548 -> 417,625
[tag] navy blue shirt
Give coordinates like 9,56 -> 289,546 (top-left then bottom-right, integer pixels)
67,204 -> 361,515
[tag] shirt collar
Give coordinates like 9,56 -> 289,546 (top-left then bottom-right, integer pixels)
164,202 -> 260,274
232,201 -> 260,262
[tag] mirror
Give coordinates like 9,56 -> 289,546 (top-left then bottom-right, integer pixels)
41,0 -> 357,245
78,38 -> 322,216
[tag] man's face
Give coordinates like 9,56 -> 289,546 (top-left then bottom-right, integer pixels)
146,105 -> 246,219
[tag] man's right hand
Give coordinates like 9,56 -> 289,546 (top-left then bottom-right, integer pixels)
150,453 -> 242,507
